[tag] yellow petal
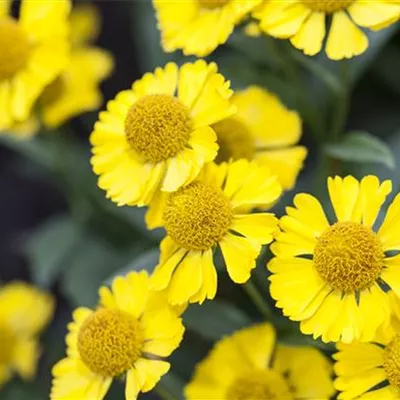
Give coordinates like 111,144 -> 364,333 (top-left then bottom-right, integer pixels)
145,192 -> 168,230
12,338 -> 38,380
231,213 -> 278,244
135,359 -> 170,392
378,193 -> 400,251
125,368 -> 140,400
381,260 -> 400,296
0,81 -> 12,131
70,3 -> 101,45
168,251 -> 203,305
188,125 -> 218,164
290,12 -> 325,56
356,386 -> 399,400
220,232 -> 260,283
162,149 -> 195,192
132,62 -> 178,98
348,1 -> 400,29
0,0 -> 11,17
326,11 -> 368,60
255,146 -> 307,190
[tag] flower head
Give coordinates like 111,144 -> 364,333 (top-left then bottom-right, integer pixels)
51,271 -> 184,400
0,0 -> 71,131
149,160 -> 282,305
334,318 -> 400,399
0,281 -> 54,387
40,3 -> 114,128
185,323 -> 335,400
253,0 -> 400,60
213,85 -> 306,190
91,60 -> 236,207
154,0 -> 262,56
268,175 -> 400,343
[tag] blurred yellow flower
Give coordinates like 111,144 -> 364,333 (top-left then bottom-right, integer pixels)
268,175 -> 400,343
186,323 -> 335,399
40,3 -> 114,128
213,85 -> 306,190
253,0 -> 400,60
91,60 -> 236,207
51,271 -> 184,400
0,0 -> 71,131
334,327 -> 400,399
149,160 -> 281,305
153,0 -> 262,56
0,281 -> 54,387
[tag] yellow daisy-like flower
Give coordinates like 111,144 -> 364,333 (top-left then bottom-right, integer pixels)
185,323 -> 335,400
51,271 -> 184,400
0,0 -> 71,131
253,0 -> 400,60
149,160 -> 282,305
90,60 -> 236,207
40,3 -> 114,128
334,323 -> 400,400
267,175 -> 400,343
153,0 -> 262,56
213,85 -> 306,190
0,281 -> 54,387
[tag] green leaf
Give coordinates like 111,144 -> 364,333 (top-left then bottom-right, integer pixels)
183,300 -> 251,341
25,215 -> 82,288
324,131 -> 395,169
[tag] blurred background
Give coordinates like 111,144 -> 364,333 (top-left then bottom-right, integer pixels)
1,1 -> 400,399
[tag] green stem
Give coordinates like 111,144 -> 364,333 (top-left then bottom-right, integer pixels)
330,61 -> 350,141
243,279 -> 272,320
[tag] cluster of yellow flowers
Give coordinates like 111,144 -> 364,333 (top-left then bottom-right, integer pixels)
2,0 -> 400,399
0,0 -> 113,136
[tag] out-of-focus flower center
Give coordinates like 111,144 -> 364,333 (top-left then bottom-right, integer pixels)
77,308 -> 143,377
125,94 -> 192,163
302,0 -> 354,13
213,118 -> 255,163
164,181 -> 233,251
198,0 -> 230,10
226,369 -> 294,400
314,222 -> 384,292
384,334 -> 400,389
0,18 -> 31,81
0,326 -> 16,364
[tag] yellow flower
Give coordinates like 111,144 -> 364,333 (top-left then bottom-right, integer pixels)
334,325 -> 400,399
185,323 -> 335,400
149,160 -> 281,305
90,60 -> 236,207
0,0 -> 71,131
153,0 -> 262,56
268,175 -> 400,343
51,271 -> 184,400
213,85 -> 306,191
0,281 -> 54,387
253,0 -> 400,60
40,3 -> 114,128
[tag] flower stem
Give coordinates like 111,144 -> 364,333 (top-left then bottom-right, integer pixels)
243,279 -> 272,320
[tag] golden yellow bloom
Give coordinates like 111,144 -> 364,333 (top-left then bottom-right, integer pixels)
0,281 -> 54,387
91,60 -> 236,207
268,175 -> 400,343
186,323 -> 335,400
334,323 -> 400,399
0,0 -> 71,131
253,0 -> 400,60
153,0 -> 262,56
149,160 -> 281,305
40,3 -> 114,128
51,271 -> 184,400
213,85 -> 306,190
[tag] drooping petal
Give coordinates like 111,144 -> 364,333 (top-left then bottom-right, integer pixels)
378,193 -> 400,251
135,358 -> 170,392
231,213 -> 278,244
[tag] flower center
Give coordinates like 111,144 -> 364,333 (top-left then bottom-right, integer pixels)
125,94 -> 192,163
77,308 -> 143,377
384,334 -> 400,389
0,18 -> 31,81
226,369 -> 293,400
164,181 -> 233,251
213,118 -> 255,164
198,0 -> 229,9
0,326 -> 16,364
301,0 -> 354,13
314,222 -> 384,292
